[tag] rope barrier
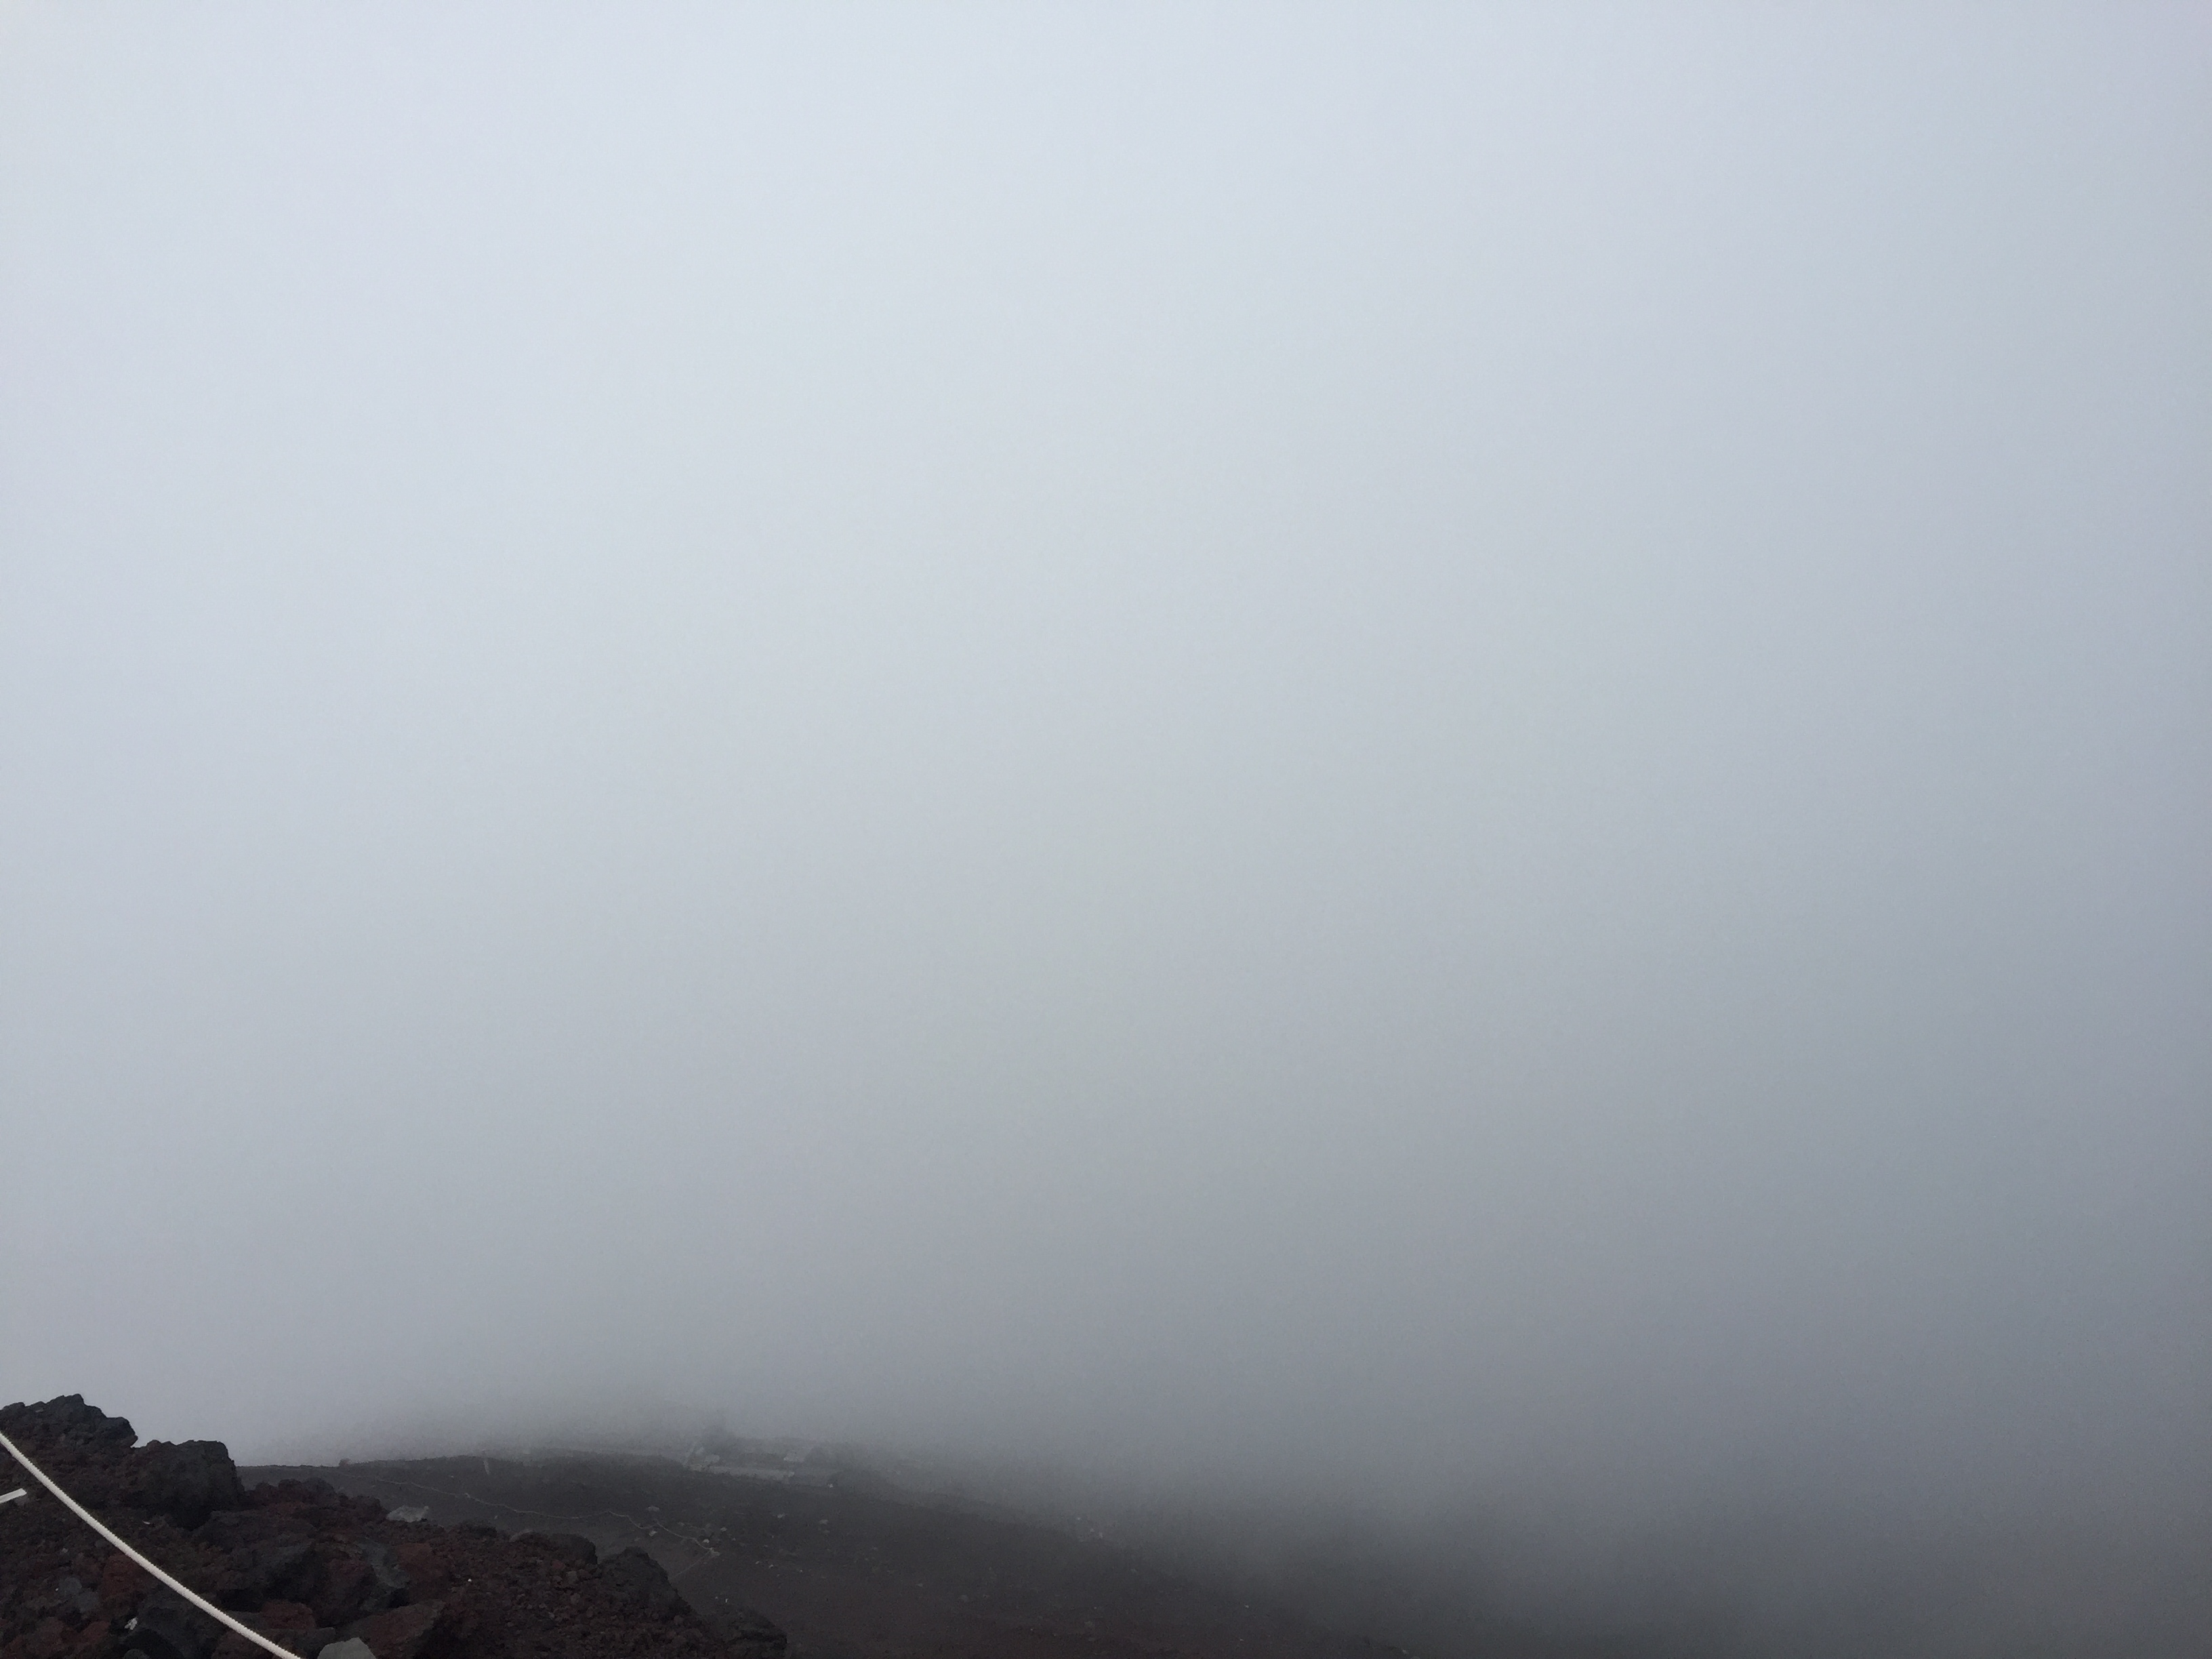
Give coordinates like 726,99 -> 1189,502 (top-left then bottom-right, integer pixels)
0,1428 -> 303,1659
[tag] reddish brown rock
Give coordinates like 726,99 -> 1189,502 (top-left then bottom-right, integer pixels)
3,1397 -> 766,1659
348,1598 -> 449,1659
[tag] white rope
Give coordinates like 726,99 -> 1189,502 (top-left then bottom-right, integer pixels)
0,1427 -> 305,1659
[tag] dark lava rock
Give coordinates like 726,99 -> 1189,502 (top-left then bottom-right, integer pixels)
52,1580 -> 101,1622
702,1601 -> 789,1659
600,1545 -> 684,1618
195,1513 -> 316,1611
342,1599 -> 450,1659
527,1532 -> 597,1566
307,1552 -> 382,1628
207,1600 -> 327,1659
123,1590 -> 219,1659
5,1395 -> 760,1659
0,1397 -> 136,1454
353,1538 -> 409,1611
117,1444 -> 244,1532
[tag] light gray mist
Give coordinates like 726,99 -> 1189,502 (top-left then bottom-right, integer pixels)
3,7 -> 2207,1655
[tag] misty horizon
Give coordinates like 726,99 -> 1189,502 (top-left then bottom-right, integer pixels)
3,7 -> 2207,1656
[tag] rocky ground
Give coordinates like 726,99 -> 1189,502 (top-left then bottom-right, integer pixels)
3,1397 -> 1426,1659
0,1397 -> 783,1659
236,1451 -> 1411,1659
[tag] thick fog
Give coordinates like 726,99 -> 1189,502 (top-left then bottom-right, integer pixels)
3,6 -> 2207,1654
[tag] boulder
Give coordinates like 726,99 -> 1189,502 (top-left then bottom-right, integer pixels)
209,1603 -> 328,1659
198,1513 -> 318,1610
124,1590 -> 220,1659
122,1442 -> 245,1528
0,1395 -> 137,1452
309,1556 -> 382,1629
344,1599 -> 449,1659
528,1532 -> 597,1566
599,1546 -> 684,1619
354,1538 -> 409,1607
704,1601 -> 789,1659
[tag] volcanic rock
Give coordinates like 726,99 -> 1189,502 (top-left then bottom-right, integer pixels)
524,1532 -> 596,1566
196,1513 -> 316,1610
599,1546 -> 683,1619
2,1396 -> 772,1659
121,1591 -> 218,1659
117,1447 -> 243,1532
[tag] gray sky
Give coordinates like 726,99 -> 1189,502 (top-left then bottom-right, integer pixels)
3,3 -> 2208,1648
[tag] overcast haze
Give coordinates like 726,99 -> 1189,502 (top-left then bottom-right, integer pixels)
3,5 -> 2208,1653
